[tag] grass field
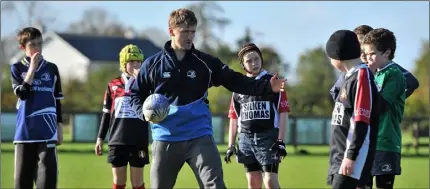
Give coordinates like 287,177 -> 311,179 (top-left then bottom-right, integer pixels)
1,129 -> 429,188
1,151 -> 429,188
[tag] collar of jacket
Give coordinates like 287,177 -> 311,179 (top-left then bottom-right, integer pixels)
163,40 -> 196,61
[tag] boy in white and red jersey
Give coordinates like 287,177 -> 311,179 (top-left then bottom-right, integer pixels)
94,44 -> 149,189
325,30 -> 380,189
224,43 -> 290,189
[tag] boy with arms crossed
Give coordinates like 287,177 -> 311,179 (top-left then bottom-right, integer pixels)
224,43 -> 289,189
325,30 -> 380,189
362,28 -> 406,189
11,27 -> 64,189
95,44 -> 149,189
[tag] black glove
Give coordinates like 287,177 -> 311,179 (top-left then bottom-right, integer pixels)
270,139 -> 287,159
224,145 -> 236,164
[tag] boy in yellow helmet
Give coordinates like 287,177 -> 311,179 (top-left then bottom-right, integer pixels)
95,44 -> 149,189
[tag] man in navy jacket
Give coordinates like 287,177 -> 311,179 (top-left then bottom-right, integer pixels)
129,8 -> 286,189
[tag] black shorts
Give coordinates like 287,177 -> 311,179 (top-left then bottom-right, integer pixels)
107,145 -> 149,168
237,129 -> 281,166
14,142 -> 58,189
371,151 -> 401,176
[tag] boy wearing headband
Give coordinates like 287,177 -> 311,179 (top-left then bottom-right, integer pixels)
224,43 -> 290,189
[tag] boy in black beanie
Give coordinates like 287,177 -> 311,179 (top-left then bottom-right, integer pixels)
325,30 -> 381,189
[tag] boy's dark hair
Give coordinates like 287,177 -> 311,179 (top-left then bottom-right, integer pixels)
353,25 -> 374,36
362,28 -> 396,60
16,27 -> 42,46
238,43 -> 263,65
168,8 -> 198,28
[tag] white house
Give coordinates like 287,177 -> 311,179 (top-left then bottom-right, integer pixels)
9,31 -> 162,81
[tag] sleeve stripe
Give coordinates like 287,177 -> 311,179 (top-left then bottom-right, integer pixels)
13,86 -> 20,95
354,68 -> 372,124
277,92 -> 281,111
228,93 -> 239,119
366,69 -> 373,113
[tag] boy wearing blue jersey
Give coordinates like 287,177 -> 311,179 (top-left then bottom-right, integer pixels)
10,27 -> 64,189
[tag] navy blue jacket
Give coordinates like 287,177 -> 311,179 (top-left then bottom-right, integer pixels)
130,41 -> 274,141
330,62 -> 419,100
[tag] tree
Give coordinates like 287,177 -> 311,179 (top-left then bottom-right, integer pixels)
260,46 -> 287,74
289,46 -> 336,116
67,7 -> 129,37
62,65 -> 120,112
0,1 -> 56,66
236,27 -> 254,48
404,40 -> 429,117
0,1 -> 56,31
187,2 -> 231,52
1,64 -> 16,111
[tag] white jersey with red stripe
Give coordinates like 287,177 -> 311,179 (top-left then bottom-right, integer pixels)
327,64 -> 380,183
98,74 -> 149,147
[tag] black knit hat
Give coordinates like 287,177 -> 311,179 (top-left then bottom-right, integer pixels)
238,43 -> 263,65
326,30 -> 361,61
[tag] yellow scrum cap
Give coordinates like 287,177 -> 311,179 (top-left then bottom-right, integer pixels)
119,44 -> 144,73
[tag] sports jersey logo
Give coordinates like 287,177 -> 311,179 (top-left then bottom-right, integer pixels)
187,70 -> 196,78
163,72 -> 171,78
21,72 -> 27,79
381,164 -> 392,172
280,101 -> 289,109
41,73 -> 51,81
340,88 -> 347,101
228,109 -> 235,116
356,107 -> 371,118
112,86 -> 118,91
31,86 -> 53,92
114,96 -> 138,118
32,79 -> 42,85
138,150 -> 146,159
240,101 -> 270,121
331,102 -> 345,126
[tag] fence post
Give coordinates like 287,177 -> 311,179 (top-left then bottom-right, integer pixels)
221,116 -> 226,144
70,113 -> 75,142
291,117 -> 298,153
322,119 -> 328,145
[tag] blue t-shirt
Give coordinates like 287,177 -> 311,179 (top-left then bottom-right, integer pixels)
10,58 -> 64,143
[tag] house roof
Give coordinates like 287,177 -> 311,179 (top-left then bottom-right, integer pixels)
56,33 -> 162,62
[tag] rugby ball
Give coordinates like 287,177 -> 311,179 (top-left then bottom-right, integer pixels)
142,93 -> 170,123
